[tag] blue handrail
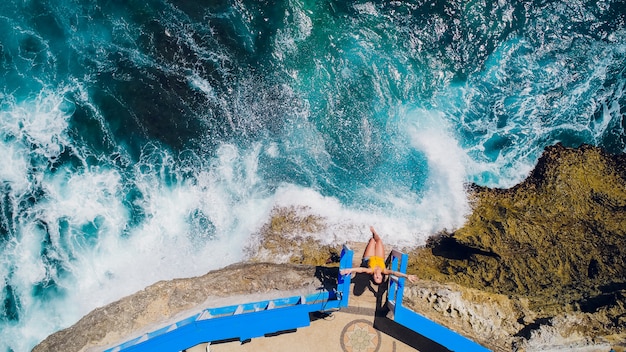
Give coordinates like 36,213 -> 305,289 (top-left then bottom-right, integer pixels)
105,245 -> 354,352
386,249 -> 491,352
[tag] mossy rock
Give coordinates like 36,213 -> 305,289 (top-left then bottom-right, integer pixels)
409,144 -> 626,315
248,206 -> 342,266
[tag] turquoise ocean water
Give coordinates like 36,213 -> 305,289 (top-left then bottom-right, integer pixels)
1,0 -> 624,350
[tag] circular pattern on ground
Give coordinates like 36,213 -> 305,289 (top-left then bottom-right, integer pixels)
340,319 -> 381,352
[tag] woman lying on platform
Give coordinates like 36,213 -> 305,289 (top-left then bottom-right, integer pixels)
340,226 -> 417,284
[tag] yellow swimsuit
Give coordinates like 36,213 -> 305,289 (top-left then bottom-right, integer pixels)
367,256 -> 385,270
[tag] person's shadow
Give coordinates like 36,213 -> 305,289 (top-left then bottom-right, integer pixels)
351,272 -> 378,296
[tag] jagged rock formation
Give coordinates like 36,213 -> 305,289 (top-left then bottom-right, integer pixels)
401,281 -> 536,351
401,280 -> 623,351
245,206 -> 342,265
408,143 -> 626,349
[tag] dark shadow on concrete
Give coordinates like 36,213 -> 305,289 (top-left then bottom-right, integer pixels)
309,311 -> 335,323
264,328 -> 298,337
183,337 -> 239,351
374,278 -> 388,316
314,266 -> 339,292
372,277 -> 451,352
373,316 -> 452,352
351,272 -> 377,296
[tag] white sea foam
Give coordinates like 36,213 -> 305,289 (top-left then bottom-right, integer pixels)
0,90 -> 78,351
403,109 -> 471,232
256,107 -> 473,249
443,32 -> 626,188
272,5 -> 312,61
353,2 -> 379,17
0,142 -> 29,193
267,183 -> 432,249
188,74 -> 217,100
0,91 -> 72,190
0,88 -> 280,351
59,143 -> 274,311
1,99 -> 463,348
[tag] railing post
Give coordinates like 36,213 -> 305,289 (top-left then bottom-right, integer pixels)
385,250 -> 491,351
387,250 -> 408,317
338,244 -> 353,308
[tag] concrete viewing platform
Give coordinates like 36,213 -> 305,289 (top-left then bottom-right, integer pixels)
188,286 -> 399,352
185,242 -> 457,352
105,243 -> 489,352
189,279 -> 434,352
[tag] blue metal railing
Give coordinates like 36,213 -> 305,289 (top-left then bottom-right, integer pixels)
386,249 -> 491,352
105,245 -> 354,352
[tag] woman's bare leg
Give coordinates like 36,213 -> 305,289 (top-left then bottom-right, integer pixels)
363,238 -> 376,259
370,226 -> 381,241
375,236 -> 385,258
370,226 -> 385,258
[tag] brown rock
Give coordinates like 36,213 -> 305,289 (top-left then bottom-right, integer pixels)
408,143 -> 626,349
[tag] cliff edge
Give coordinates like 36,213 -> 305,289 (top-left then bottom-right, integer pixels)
408,143 -> 626,349
34,144 -> 626,351
33,263 -> 326,352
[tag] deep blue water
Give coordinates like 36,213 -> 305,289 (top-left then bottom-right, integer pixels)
1,0 -> 625,350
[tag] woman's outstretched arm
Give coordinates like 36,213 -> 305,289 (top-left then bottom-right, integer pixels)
340,267 -> 371,276
384,268 -> 418,283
